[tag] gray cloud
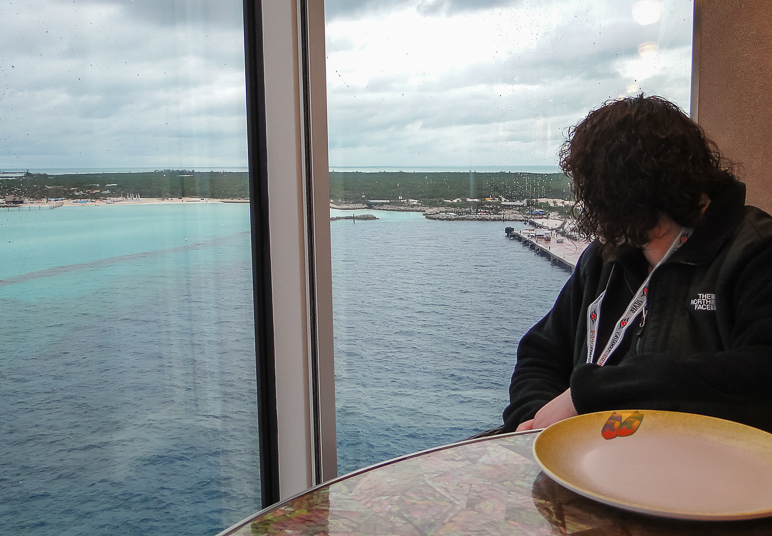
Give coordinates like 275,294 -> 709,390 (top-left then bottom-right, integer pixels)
71,0 -> 244,29
416,0 -> 523,16
325,0 -> 525,20
325,0 -> 415,21
325,0 -> 692,168
1,0 -> 247,170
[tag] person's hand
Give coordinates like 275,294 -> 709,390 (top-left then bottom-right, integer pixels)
531,388 -> 577,429
515,419 -> 535,432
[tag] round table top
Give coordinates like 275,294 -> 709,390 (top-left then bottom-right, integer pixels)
219,429 -> 772,535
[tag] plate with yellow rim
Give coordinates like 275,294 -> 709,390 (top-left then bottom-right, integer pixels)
533,410 -> 772,520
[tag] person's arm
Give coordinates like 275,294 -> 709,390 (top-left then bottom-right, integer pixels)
571,241 -> 772,432
503,245 -> 598,431
503,308 -> 575,431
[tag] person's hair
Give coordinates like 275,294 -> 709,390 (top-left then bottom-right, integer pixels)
559,95 -> 735,247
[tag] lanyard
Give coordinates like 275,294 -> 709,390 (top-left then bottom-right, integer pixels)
586,228 -> 692,365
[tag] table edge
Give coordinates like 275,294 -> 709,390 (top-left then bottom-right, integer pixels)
214,428 -> 542,536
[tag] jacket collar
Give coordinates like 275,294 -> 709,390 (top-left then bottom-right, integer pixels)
671,180 -> 746,265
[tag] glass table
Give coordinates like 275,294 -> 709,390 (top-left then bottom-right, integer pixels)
218,430 -> 772,535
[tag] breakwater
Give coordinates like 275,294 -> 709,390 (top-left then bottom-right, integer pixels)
330,203 -> 527,222
423,210 -> 525,222
330,213 -> 378,222
1,203 -> 61,211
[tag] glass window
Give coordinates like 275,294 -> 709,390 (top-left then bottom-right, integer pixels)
0,2 -> 259,535
325,0 -> 694,474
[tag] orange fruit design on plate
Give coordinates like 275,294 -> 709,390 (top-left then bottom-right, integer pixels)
601,411 -> 644,439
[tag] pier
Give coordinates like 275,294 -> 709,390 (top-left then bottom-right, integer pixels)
0,201 -> 64,211
505,224 -> 589,271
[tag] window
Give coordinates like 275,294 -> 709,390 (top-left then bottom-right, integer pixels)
0,2 -> 260,534
324,0 -> 694,474
1,1 -> 699,526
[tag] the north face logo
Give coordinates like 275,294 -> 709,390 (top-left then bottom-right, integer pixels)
690,293 -> 716,311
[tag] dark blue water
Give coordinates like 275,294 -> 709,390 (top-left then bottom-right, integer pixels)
330,210 -> 570,474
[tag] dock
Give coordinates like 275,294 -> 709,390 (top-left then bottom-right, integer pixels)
505,224 -> 589,271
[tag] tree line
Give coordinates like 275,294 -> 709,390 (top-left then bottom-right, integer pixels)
2,170 -> 572,204
1,171 -> 249,200
329,171 -> 572,204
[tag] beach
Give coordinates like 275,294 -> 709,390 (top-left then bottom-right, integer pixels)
2,197 -> 249,210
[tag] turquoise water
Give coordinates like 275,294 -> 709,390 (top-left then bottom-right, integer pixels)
0,203 -> 248,292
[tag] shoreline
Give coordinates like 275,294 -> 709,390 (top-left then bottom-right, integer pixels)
2,197 -> 249,210
4,198 -> 545,224
330,202 -> 423,212
330,202 -> 528,222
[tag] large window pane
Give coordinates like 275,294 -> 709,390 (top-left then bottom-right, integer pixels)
325,0 -> 694,474
0,2 -> 259,535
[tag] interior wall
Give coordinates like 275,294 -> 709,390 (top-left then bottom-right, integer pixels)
695,0 -> 772,213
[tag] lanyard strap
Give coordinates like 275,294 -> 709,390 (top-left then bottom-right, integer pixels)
586,228 -> 692,365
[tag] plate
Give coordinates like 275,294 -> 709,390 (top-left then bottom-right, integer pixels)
533,410 -> 772,520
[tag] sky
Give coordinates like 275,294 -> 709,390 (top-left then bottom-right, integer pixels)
1,0 -> 247,171
0,0 -> 693,172
325,0 -> 694,170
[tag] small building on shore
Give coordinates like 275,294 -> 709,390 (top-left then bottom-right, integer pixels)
0,172 -> 27,180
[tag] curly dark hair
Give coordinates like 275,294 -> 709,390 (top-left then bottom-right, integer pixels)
559,95 -> 735,247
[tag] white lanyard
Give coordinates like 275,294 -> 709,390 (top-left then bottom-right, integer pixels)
586,228 -> 692,365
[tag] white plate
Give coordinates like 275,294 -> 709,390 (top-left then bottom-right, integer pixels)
533,410 -> 772,520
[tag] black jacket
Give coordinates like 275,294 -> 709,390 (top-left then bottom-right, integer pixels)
503,182 -> 772,432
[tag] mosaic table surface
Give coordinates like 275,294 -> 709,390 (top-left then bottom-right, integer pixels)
223,431 -> 772,535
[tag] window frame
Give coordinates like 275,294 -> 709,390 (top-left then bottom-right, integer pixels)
247,0 -> 337,506
243,0 -> 280,507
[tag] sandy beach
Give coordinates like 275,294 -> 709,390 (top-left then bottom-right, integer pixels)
2,197 -> 249,209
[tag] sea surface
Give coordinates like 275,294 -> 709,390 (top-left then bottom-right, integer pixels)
330,209 -> 570,474
0,204 -> 260,536
0,204 -> 570,535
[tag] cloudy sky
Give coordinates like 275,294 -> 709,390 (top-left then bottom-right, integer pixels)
1,0 -> 693,172
325,0 -> 694,170
1,0 -> 247,171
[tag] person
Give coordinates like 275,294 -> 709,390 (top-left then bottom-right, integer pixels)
502,95 -> 772,433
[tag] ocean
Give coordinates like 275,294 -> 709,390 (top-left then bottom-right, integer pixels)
0,204 -> 260,535
0,204 -> 570,535
330,209 -> 570,475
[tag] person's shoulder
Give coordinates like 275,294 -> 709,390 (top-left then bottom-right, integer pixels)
744,204 -> 772,221
578,239 -> 602,259
575,239 -> 605,275
724,206 -> 772,261
739,205 -> 772,241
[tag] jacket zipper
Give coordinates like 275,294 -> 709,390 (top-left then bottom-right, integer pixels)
634,306 -> 646,354
624,258 -> 698,356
